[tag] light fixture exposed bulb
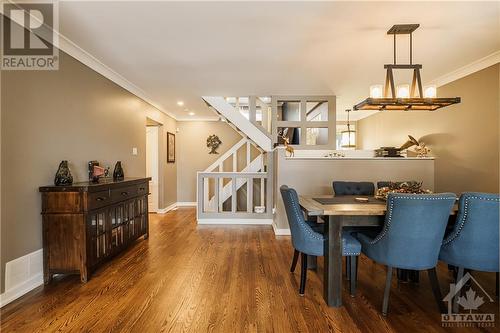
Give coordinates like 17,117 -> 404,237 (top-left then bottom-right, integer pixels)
424,85 -> 437,98
370,85 -> 383,98
396,84 -> 410,98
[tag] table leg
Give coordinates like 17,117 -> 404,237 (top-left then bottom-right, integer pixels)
324,215 -> 343,307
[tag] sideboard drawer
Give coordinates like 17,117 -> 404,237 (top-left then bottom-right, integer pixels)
88,190 -> 111,210
110,185 -> 135,203
136,183 -> 148,196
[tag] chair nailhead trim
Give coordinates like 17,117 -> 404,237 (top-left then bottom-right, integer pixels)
368,195 -> 456,245
442,195 -> 500,246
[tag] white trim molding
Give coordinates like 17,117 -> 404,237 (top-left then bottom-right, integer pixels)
1,249 -> 44,308
57,34 -> 175,119
431,51 -> 500,87
177,202 -> 197,207
157,202 -> 197,213
157,202 -> 178,214
197,219 -> 273,225
0,2 -> 175,120
272,223 -> 291,236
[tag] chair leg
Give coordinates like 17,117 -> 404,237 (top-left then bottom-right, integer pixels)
349,256 -> 357,297
453,266 -> 464,313
427,267 -> 446,313
382,266 -> 393,316
290,250 -> 299,273
299,253 -> 308,296
346,256 -> 351,281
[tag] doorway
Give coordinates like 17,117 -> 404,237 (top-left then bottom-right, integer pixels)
146,121 -> 160,213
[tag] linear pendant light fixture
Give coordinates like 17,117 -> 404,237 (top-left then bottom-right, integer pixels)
353,24 -> 460,111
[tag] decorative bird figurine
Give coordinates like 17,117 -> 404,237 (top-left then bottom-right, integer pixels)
399,135 -> 420,151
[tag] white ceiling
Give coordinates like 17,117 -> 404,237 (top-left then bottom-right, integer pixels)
58,1 -> 500,121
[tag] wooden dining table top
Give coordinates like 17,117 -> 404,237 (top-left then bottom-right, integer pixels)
299,195 -> 459,216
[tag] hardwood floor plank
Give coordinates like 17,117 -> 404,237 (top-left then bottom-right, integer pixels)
1,208 -> 498,332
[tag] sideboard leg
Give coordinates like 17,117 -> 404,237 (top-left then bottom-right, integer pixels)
44,271 -> 52,285
80,267 -> 88,283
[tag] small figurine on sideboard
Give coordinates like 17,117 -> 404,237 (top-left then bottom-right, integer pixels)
54,160 -> 73,186
113,161 -> 124,180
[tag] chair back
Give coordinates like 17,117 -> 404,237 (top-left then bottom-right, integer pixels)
333,181 -> 374,196
374,193 -> 456,269
279,185 -> 323,256
440,192 -> 499,272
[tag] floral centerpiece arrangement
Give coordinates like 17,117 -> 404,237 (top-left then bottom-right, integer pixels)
375,181 -> 432,200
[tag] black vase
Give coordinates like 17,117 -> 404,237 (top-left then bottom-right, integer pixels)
54,160 -> 73,186
113,161 -> 124,180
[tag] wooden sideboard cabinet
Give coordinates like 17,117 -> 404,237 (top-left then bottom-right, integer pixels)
39,177 -> 151,283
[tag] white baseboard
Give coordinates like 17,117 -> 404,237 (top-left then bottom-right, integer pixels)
272,223 -> 291,236
177,202 -> 197,207
157,202 -> 178,214
1,249 -> 44,308
156,202 -> 196,214
197,219 -> 273,225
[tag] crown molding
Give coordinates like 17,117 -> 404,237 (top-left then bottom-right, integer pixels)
1,1 -> 177,120
56,33 -> 177,120
430,50 -> 500,87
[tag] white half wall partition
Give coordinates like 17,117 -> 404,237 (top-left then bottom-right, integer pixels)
274,149 -> 435,231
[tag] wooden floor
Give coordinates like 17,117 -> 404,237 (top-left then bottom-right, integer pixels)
1,208 -> 498,332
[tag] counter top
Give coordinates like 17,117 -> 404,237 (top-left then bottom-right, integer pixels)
39,177 -> 151,192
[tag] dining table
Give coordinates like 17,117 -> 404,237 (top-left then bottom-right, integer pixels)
298,194 -> 458,307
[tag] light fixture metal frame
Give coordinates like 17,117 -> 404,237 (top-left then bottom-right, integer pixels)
340,109 -> 356,148
354,24 -> 460,111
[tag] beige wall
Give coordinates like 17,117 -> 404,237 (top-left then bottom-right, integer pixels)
176,121 -> 242,202
0,51 -> 173,292
357,64 -> 499,194
146,110 -> 178,208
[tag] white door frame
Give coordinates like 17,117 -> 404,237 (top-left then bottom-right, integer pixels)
146,125 -> 160,212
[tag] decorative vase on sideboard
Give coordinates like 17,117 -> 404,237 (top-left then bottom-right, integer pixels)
54,160 -> 73,186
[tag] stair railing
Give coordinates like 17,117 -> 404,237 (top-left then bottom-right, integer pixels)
197,137 -> 272,220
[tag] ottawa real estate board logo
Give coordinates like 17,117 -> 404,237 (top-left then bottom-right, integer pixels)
1,0 -> 59,70
441,272 -> 495,328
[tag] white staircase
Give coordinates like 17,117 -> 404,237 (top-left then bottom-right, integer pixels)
202,96 -> 273,151
197,96 -> 274,224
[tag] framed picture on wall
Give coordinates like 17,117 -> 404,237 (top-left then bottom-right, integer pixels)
167,132 -> 175,163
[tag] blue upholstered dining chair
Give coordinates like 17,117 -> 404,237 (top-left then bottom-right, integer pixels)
439,192 -> 499,311
333,181 -> 375,196
356,192 -> 456,315
332,181 -> 376,279
280,185 -> 361,296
